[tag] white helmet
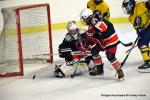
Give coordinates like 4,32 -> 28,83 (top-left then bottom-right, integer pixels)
80,8 -> 93,25
67,20 -> 78,32
80,8 -> 93,20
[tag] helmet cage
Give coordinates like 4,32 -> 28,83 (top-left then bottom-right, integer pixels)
67,21 -> 78,35
122,0 -> 135,14
81,15 -> 93,25
80,8 -> 93,25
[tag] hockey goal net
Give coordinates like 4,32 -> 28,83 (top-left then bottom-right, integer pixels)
0,4 -> 53,77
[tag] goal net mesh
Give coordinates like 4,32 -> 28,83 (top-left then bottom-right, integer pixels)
0,4 -> 52,76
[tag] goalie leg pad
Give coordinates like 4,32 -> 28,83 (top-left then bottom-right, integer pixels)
54,62 -> 88,78
54,66 -> 65,78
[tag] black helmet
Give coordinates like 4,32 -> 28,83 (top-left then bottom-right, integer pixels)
122,0 -> 136,14
94,0 -> 103,5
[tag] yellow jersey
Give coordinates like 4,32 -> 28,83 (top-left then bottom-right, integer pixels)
87,0 -> 110,20
129,2 -> 150,30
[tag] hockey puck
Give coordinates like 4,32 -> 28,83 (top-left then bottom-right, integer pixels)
32,75 -> 36,79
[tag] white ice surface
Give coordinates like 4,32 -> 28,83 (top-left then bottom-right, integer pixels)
0,23 -> 150,100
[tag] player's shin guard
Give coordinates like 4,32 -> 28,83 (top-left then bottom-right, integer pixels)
140,46 -> 150,61
111,59 -> 124,79
138,46 -> 150,72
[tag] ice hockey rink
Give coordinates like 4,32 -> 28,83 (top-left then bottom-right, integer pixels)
0,0 -> 150,100
0,23 -> 150,100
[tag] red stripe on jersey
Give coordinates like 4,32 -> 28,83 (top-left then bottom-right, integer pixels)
103,33 -> 119,46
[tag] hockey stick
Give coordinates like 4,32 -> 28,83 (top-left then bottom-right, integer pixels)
126,45 -> 137,53
70,51 -> 88,78
120,41 -> 133,47
120,36 -> 139,68
32,64 -> 59,79
33,53 -> 59,57
70,58 -> 81,78
70,51 -> 92,78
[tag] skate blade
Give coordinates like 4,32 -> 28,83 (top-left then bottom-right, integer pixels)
138,69 -> 150,73
118,77 -> 125,81
88,74 -> 104,79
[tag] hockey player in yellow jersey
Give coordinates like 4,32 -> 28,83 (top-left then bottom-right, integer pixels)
87,0 -> 110,20
122,0 -> 150,72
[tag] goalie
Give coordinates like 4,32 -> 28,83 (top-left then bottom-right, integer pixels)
54,21 -> 92,78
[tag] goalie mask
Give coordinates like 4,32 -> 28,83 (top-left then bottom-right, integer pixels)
122,0 -> 136,14
67,21 -> 79,40
80,8 -> 93,25
67,21 -> 79,35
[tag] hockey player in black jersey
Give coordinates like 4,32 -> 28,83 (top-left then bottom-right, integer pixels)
54,21 -> 92,78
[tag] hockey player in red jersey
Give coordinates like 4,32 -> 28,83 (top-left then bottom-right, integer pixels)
80,8 -> 124,80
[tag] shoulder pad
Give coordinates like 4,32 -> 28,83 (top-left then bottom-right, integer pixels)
95,21 -> 107,32
135,2 -> 148,15
65,34 -> 72,42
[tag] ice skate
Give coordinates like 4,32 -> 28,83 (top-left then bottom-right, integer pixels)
116,69 -> 124,81
89,65 -> 104,76
138,62 -> 150,73
96,64 -> 104,75
89,67 -> 97,76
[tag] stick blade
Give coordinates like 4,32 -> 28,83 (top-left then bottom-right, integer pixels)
124,42 -> 133,46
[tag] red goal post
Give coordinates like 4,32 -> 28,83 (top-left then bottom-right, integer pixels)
0,3 -> 53,77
